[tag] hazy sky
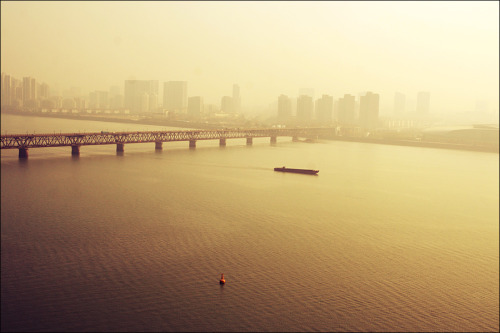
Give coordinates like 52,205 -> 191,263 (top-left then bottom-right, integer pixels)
1,1 -> 498,115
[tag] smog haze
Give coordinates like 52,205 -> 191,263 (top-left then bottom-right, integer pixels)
1,1 -> 498,117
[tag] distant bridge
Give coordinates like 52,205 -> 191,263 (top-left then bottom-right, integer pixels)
0,127 -> 334,158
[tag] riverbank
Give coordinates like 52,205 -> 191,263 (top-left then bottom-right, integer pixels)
323,135 -> 499,153
1,109 -> 224,130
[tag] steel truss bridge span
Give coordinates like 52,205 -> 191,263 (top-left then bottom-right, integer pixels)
1,127 -> 333,158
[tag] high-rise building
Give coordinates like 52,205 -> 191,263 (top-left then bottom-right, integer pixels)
315,94 -> 333,123
22,77 -> 37,104
39,83 -> 50,100
187,96 -> 203,118
337,94 -> 356,125
394,92 -> 405,114
2,74 -> 11,106
163,81 -> 187,113
124,80 -> 159,113
416,91 -> 430,115
296,95 -> 313,121
220,96 -> 233,113
277,94 -> 292,121
359,92 -> 380,128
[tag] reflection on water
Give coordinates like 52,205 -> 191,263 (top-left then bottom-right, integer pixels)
1,114 -> 499,332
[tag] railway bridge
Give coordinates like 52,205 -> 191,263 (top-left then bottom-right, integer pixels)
1,127 -> 334,159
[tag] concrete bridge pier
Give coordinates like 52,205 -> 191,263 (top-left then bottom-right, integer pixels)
18,147 -> 28,159
219,138 -> 226,146
246,137 -> 253,145
270,136 -> 277,144
155,141 -> 163,150
71,145 -> 80,156
189,140 -> 196,148
116,143 -> 124,152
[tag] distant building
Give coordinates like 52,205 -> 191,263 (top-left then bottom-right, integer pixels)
163,81 -> 187,113
394,92 -> 405,114
315,94 -> 333,123
416,91 -> 430,115
220,96 -> 233,113
187,96 -> 203,118
124,80 -> 159,113
2,74 -> 11,106
337,94 -> 356,125
39,83 -> 50,100
277,94 -> 292,121
296,95 -> 313,122
89,91 -> 110,109
359,92 -> 380,128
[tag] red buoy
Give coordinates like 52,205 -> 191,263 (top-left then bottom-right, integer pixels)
219,273 -> 225,285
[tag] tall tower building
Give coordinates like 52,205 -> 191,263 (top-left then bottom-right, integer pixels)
39,83 -> 50,100
277,94 -> 292,121
315,94 -> 333,123
296,95 -> 313,122
187,96 -> 203,118
416,91 -> 430,115
220,96 -> 233,113
124,80 -> 158,113
163,81 -> 187,113
359,91 -> 380,128
337,94 -> 356,125
2,74 -> 11,106
394,92 -> 405,114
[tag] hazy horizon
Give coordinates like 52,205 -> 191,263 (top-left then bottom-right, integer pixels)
1,1 -> 499,116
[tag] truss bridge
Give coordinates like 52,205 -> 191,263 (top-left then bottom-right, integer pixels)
1,127 -> 334,159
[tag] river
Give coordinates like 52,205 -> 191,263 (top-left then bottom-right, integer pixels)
1,114 -> 498,332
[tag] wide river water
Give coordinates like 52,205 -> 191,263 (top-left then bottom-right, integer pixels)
1,114 -> 499,332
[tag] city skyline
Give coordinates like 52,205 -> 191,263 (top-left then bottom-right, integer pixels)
1,1 -> 498,117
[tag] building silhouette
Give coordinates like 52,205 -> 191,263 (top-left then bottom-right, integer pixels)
187,96 -> 203,118
359,91 -> 379,128
163,81 -> 187,114
277,94 -> 292,121
22,77 -> 36,105
296,95 -> 313,122
220,96 -> 233,113
315,94 -> 333,123
2,73 -> 11,106
336,94 -> 356,125
124,80 -> 159,113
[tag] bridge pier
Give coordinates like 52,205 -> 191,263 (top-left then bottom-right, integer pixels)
189,140 -> 196,148
270,136 -> 277,144
219,138 -> 226,146
246,137 -> 253,145
71,145 -> 80,156
155,141 -> 163,150
116,143 -> 124,152
18,147 -> 28,159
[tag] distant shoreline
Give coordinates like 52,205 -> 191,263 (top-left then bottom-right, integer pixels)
2,110 -> 498,153
1,109 -> 222,130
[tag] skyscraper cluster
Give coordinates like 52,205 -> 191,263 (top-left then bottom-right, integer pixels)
1,73 -> 49,109
276,90 -> 432,128
277,92 -> 380,128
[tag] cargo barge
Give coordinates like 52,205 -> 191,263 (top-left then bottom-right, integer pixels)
274,167 -> 319,175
